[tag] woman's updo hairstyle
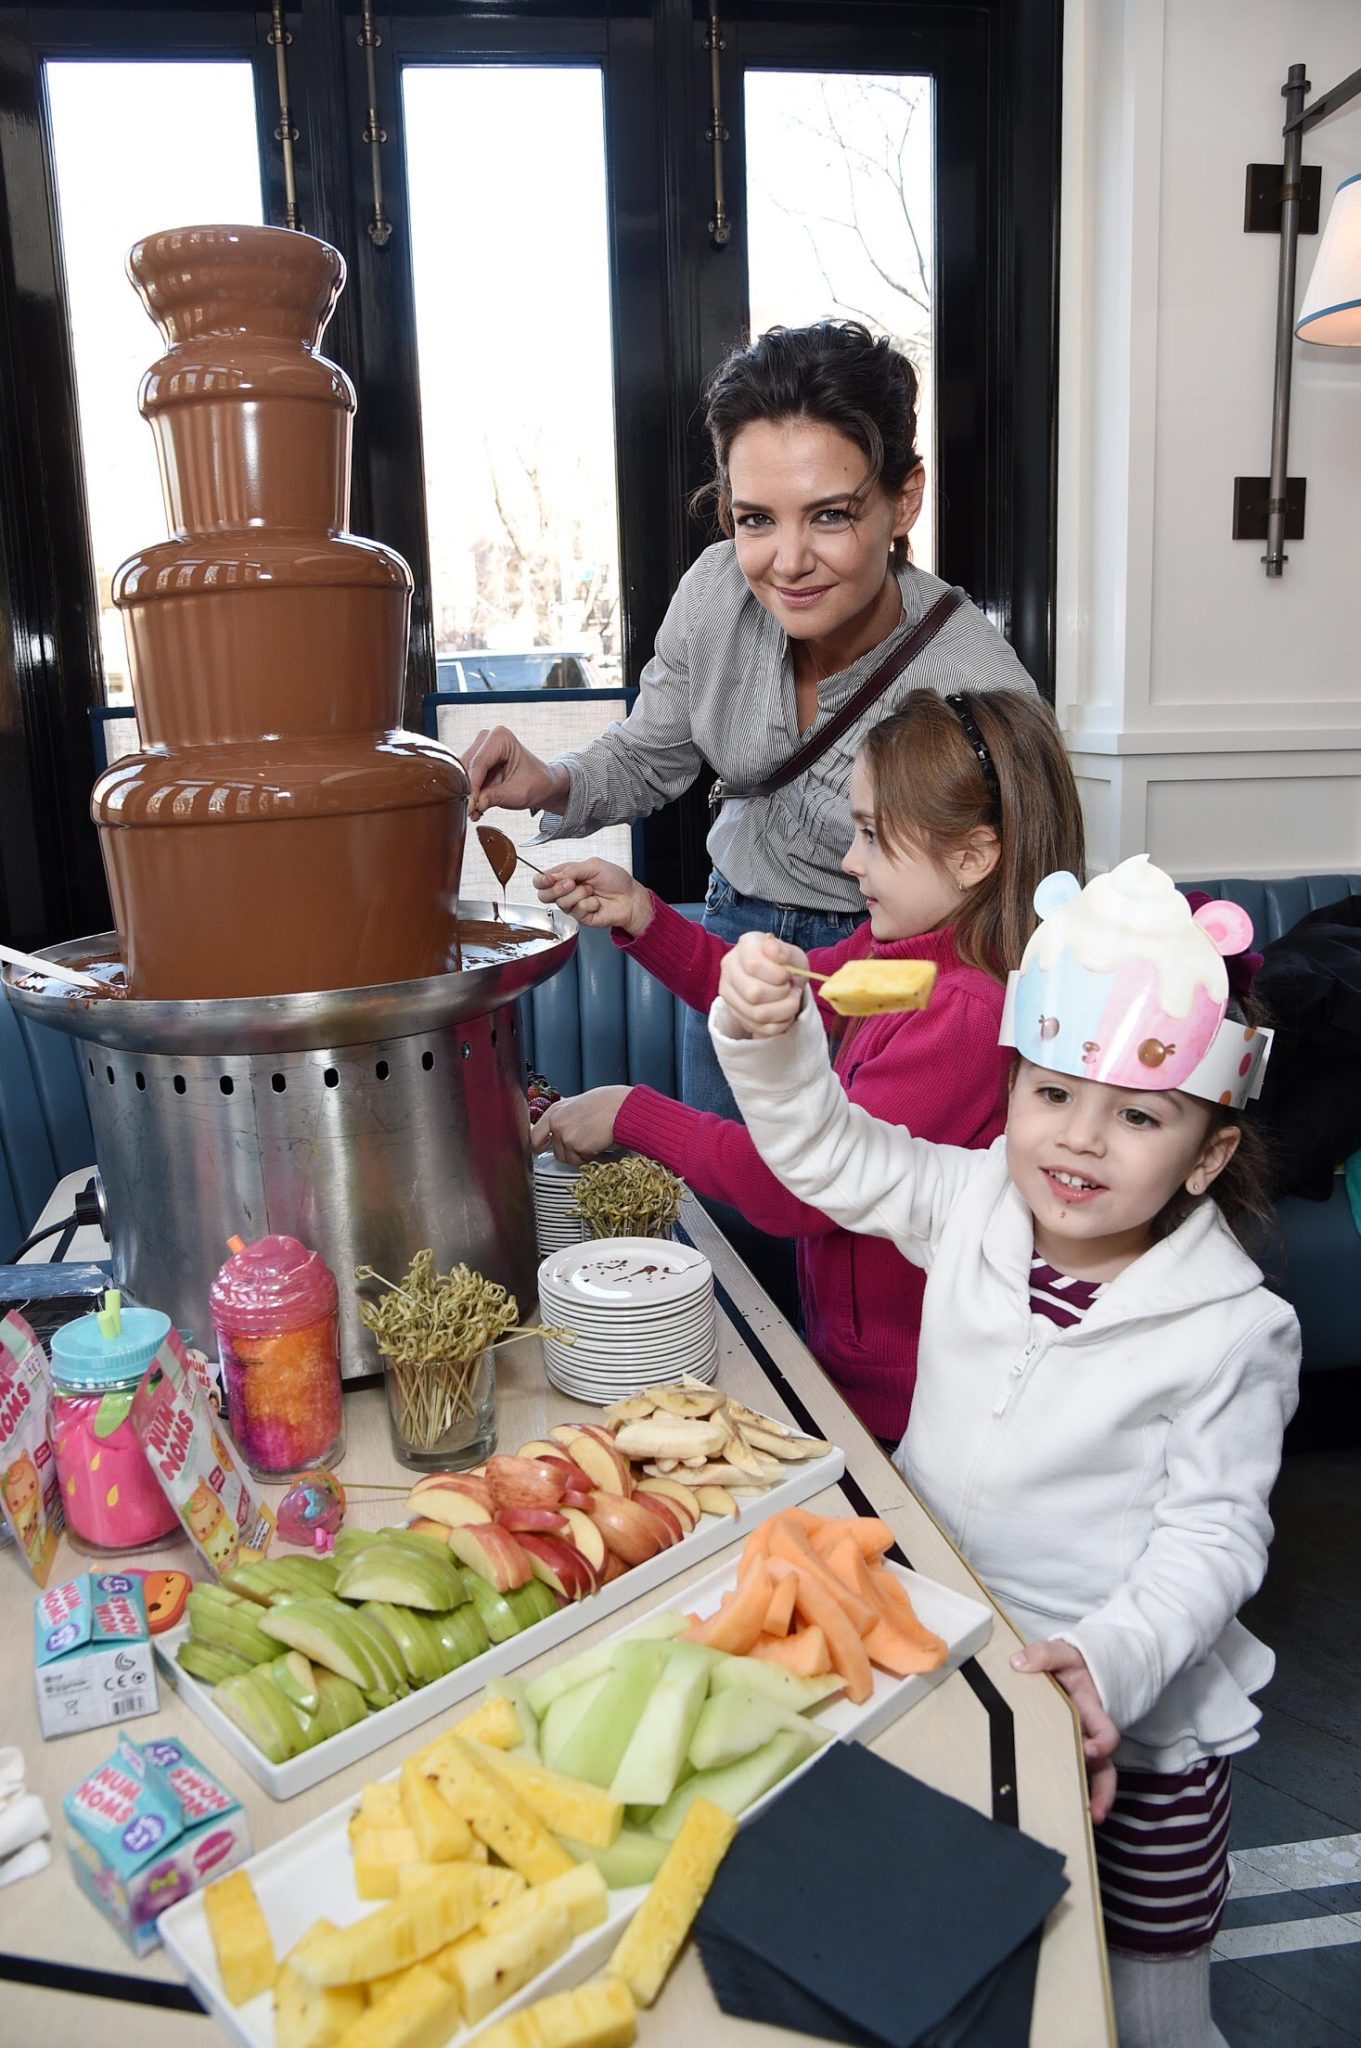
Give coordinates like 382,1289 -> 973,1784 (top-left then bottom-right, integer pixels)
695,321 -> 923,566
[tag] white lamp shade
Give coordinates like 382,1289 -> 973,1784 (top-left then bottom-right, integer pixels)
1296,171 -> 1361,345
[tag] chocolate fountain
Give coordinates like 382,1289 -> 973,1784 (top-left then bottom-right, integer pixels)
5,224 -> 576,1367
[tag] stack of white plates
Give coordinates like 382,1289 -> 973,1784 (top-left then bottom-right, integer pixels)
537,1237 -> 718,1404
532,1153 -> 590,1257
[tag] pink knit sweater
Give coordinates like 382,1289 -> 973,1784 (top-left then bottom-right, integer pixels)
613,897 -> 1011,1439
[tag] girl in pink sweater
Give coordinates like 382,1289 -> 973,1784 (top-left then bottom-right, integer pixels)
531,689 -> 1085,1440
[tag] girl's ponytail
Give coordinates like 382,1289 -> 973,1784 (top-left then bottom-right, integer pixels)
862,690 -> 1086,980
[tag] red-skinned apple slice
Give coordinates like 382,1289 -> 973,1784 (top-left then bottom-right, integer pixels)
515,1440 -> 566,1462
562,1486 -> 595,1512
630,1493 -> 685,1546
409,1472 -> 494,1506
406,1488 -> 498,1530
635,1477 -> 700,1527
495,1507 -> 569,1536
445,1521 -> 535,1591
517,1533 -> 598,1602
559,1506 -> 608,1573
598,1549 -> 629,1584
485,1456 -> 569,1510
408,1515 -> 457,1540
547,1425 -> 585,1447
588,1491 -> 666,1567
568,1432 -> 634,1497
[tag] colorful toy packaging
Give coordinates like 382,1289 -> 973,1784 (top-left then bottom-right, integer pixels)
0,1310 -> 64,1584
63,1733 -> 250,1955
210,1233 -> 345,1477
129,1327 -> 273,1575
33,1570 -> 159,1740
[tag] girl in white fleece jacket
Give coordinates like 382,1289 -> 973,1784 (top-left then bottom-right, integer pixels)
710,858 -> 1300,2048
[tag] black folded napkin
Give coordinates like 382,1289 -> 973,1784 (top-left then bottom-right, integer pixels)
694,1742 -> 1068,2048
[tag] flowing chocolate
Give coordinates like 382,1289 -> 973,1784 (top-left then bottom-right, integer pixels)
92,224 -> 469,999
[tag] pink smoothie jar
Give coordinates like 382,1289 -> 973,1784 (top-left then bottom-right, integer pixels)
210,1235 -> 344,1479
50,1306 -> 182,1554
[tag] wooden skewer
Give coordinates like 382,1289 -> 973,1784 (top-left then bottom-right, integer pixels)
785,963 -> 830,983
0,941 -> 105,992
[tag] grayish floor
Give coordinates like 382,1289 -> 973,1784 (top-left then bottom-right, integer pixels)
1213,1448 -> 1361,2046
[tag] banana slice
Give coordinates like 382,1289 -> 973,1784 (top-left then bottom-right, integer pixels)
647,1386 -> 727,1418
726,1398 -> 801,1439
741,1426 -> 832,1460
603,1394 -> 658,1426
613,1417 -> 729,1461
718,1433 -> 767,1479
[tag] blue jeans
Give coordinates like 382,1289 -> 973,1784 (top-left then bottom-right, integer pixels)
681,871 -> 866,1122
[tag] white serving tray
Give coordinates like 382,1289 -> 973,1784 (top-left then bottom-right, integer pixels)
160,1543 -> 992,2048
155,1445 -> 846,1799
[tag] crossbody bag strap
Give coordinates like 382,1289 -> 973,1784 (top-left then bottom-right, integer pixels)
712,586 -> 967,811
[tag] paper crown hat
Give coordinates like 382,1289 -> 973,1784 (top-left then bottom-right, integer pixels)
999,856 -> 1273,1108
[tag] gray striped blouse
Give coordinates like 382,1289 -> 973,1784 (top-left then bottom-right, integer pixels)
540,540 -> 1035,913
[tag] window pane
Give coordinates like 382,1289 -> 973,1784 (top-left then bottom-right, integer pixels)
44,62 -> 264,705
432,698 -> 633,906
744,73 -> 935,570
403,66 -> 622,687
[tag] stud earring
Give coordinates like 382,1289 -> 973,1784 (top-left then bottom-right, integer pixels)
1188,1175 -> 1204,1195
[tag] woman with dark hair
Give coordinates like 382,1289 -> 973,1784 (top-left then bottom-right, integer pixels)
465,319 -> 1034,1116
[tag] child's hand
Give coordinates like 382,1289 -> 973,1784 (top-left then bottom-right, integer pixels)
530,1085 -> 631,1165
718,932 -> 810,1039
1011,1640 -> 1121,1823
534,859 -> 653,937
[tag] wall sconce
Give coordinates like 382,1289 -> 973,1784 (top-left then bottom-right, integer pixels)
1234,60 -> 1361,577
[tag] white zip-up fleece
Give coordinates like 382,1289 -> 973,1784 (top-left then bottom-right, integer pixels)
711,996 -> 1301,1772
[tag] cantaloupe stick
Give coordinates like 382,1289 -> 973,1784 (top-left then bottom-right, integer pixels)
861,1619 -> 945,1676
682,1560 -> 772,1655
735,1522 -> 774,1581
786,1566 -> 874,1704
808,1516 -> 895,1561
868,1565 -> 949,1655
762,1571 -> 798,1637
767,1524 -> 878,1636
748,1624 -> 832,1676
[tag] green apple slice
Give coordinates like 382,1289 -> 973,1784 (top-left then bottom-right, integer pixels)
270,1649 -> 320,1714
259,1599 -> 381,1689
335,1548 -> 464,1612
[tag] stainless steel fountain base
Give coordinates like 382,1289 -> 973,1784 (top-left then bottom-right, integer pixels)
5,905 -> 576,1374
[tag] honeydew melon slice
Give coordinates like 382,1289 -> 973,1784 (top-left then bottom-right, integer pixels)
486,1676 -> 541,1758
539,1673 -> 613,1774
551,1642 -> 667,1789
687,1683 -> 830,1773
557,1826 -> 670,1890
524,1612 -> 687,1720
649,1728 -> 811,1841
608,1643 -> 715,1808
707,1656 -> 846,1713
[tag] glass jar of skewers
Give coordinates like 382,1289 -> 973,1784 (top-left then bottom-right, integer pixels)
356,1251 -> 571,1471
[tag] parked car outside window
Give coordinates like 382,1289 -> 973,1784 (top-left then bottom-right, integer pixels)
435,650 -> 602,693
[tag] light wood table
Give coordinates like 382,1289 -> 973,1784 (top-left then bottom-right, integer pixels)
0,1200 -> 1113,2044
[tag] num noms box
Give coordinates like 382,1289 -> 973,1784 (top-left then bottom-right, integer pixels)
64,1733 -> 250,1955
34,1571 -> 159,1740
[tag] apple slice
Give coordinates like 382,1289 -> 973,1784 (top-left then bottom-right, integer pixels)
562,1487 -> 596,1513
547,1425 -> 585,1447
630,1493 -> 685,1547
516,1439 -> 566,1461
598,1550 -> 629,1585
635,1477 -> 700,1527
409,1472 -> 493,1509
408,1514 -> 459,1541
485,1455 -> 568,1510
517,1533 -> 599,1603
569,1431 -> 634,1497
560,1506 -> 608,1574
495,1507 -> 569,1536
695,1485 -> 739,1519
588,1491 -> 666,1568
405,1487 -> 496,1531
445,1521 -> 535,1592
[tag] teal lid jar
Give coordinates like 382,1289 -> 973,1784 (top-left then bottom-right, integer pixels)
51,1306 -> 172,1391
50,1304 -> 180,1553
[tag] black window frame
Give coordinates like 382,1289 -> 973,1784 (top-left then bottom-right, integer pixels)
0,0 -> 1060,946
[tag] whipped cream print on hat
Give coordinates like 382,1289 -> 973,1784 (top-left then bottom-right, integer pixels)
999,856 -> 1274,1109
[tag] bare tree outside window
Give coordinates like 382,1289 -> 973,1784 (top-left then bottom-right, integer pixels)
745,72 -> 935,568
